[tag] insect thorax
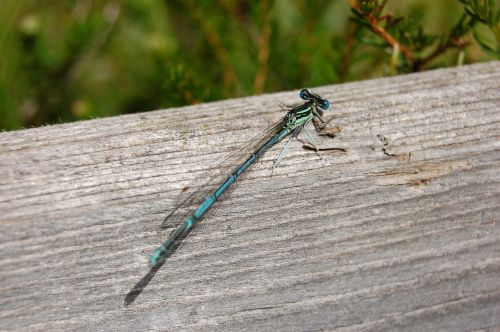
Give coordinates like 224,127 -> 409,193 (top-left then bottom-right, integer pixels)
287,103 -> 313,129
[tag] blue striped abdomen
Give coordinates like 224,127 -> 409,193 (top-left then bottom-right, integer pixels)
188,127 -> 289,224
150,126 -> 291,266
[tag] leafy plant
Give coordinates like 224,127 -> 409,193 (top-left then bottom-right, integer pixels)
0,1 -> 495,131
459,0 -> 500,57
349,0 -> 473,72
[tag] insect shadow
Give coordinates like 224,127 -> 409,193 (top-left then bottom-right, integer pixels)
124,230 -> 189,306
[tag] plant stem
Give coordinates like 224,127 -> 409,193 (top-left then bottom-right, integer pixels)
253,0 -> 271,94
350,0 -> 415,62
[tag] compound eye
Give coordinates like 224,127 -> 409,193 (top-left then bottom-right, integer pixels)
299,89 -> 310,100
320,99 -> 330,110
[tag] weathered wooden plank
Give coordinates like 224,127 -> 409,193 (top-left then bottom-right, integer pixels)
0,61 -> 499,331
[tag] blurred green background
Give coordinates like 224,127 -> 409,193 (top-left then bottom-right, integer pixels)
0,0 -> 496,131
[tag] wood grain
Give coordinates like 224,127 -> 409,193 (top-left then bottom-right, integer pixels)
0,61 -> 499,331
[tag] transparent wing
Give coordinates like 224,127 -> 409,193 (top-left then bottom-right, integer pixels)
160,117 -> 287,229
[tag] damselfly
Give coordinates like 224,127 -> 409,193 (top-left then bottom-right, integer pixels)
150,89 -> 331,267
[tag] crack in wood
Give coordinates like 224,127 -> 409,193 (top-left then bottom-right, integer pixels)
377,134 -> 412,161
371,161 -> 469,187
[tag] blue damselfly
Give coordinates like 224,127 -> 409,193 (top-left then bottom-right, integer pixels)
150,89 -> 331,266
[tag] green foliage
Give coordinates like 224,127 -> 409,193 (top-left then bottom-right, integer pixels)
0,0 -> 495,131
351,0 -> 473,72
349,0 -> 498,73
459,0 -> 500,57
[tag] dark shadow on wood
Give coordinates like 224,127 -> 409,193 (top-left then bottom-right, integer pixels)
124,234 -> 188,306
124,260 -> 165,306
302,144 -> 350,153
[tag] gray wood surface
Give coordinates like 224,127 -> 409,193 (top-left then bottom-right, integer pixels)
1,62 -> 499,331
